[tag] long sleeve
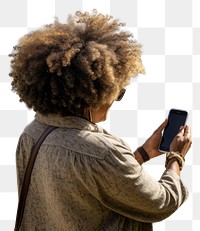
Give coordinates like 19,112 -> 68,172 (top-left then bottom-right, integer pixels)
16,114 -> 189,230
73,137 -> 189,223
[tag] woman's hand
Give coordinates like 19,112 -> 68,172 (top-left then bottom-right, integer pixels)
170,125 -> 192,158
142,119 -> 168,159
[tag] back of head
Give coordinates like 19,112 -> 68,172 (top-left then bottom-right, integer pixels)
9,10 -> 144,117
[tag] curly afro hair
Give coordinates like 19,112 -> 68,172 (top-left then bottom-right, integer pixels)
9,10 -> 144,117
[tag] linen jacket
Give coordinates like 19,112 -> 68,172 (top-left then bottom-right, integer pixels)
16,113 -> 188,231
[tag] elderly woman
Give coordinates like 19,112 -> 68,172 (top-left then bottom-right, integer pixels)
10,10 -> 191,231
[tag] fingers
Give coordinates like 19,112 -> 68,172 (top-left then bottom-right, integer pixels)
177,125 -> 185,136
177,125 -> 191,138
154,119 -> 168,133
177,125 -> 192,156
181,136 -> 192,156
183,125 -> 191,137
184,125 -> 192,148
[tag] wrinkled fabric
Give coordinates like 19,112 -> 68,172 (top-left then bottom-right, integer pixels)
16,113 -> 188,231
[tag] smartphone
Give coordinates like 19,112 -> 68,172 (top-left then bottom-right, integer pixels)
159,109 -> 188,152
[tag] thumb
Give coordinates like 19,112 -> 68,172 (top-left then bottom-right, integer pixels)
154,119 -> 168,134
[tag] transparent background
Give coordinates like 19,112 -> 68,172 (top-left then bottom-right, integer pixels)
0,0 -> 199,230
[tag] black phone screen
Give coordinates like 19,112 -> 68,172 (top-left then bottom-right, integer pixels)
159,109 -> 188,152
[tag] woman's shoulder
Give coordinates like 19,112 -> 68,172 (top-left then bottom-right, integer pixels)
21,118 -> 133,161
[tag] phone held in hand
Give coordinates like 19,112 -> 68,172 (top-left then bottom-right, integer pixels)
159,109 -> 188,152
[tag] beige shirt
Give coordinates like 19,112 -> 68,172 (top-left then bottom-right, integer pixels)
16,113 -> 188,231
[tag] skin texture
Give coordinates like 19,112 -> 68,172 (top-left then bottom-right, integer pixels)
9,9 -> 191,174
94,106 -> 192,175
136,122 -> 192,175
90,104 -> 111,123
167,125 -> 192,175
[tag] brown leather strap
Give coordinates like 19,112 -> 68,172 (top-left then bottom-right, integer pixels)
14,126 -> 57,231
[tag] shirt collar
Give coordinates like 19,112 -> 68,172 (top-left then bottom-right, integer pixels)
35,112 -> 103,133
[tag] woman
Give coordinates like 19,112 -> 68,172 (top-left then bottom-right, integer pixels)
10,10 -> 192,231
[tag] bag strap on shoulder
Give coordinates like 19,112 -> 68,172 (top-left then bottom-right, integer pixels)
14,126 -> 57,231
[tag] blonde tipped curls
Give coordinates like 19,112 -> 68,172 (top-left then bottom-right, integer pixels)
9,10 -> 144,117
